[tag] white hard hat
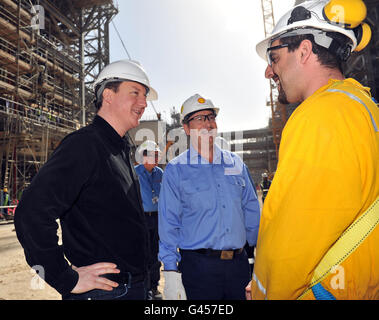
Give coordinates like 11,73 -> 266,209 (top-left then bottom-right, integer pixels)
262,172 -> 268,178
180,94 -> 219,123
93,59 -> 158,101
135,140 -> 161,164
256,0 -> 371,62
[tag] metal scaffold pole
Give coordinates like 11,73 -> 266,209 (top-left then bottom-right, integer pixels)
0,0 -> 118,205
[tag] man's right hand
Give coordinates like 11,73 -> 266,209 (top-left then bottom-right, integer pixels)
71,262 -> 120,294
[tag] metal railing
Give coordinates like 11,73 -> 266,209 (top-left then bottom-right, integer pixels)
0,97 -> 81,132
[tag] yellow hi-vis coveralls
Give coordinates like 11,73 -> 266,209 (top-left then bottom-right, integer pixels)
251,78 -> 379,300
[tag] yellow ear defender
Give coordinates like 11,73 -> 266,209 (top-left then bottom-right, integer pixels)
323,0 -> 366,28
323,0 -> 371,52
354,22 -> 372,52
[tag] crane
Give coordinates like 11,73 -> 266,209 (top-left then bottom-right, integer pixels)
111,20 -> 161,121
260,0 -> 288,159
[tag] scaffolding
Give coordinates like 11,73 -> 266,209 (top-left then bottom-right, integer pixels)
344,0 -> 379,100
260,0 -> 289,162
0,0 -> 118,202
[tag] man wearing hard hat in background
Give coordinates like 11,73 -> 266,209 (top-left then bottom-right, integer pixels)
15,59 -> 158,300
158,94 -> 261,300
259,173 -> 271,204
247,0 -> 379,300
0,187 -> 10,220
134,140 -> 164,300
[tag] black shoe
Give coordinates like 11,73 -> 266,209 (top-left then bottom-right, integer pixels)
147,290 -> 153,300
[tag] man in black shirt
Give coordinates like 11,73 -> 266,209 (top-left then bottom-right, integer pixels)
14,60 -> 158,300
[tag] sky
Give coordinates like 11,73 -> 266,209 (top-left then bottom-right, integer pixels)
109,0 -> 296,133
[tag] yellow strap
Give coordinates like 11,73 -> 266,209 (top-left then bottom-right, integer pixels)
298,195 -> 379,300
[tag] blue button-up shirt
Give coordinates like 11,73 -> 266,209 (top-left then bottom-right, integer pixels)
158,145 -> 261,271
135,164 -> 163,212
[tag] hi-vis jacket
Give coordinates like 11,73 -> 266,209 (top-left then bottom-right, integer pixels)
251,78 -> 379,300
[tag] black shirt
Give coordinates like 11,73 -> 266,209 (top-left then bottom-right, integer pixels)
15,115 -> 149,296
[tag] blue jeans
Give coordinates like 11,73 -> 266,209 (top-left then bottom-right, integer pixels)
62,281 -> 147,300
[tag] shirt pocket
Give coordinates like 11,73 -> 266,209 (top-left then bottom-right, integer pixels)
225,175 -> 246,198
181,179 -> 212,213
181,179 -> 210,194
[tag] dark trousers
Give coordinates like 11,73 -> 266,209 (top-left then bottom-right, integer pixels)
244,242 -> 255,278
145,213 -> 161,290
62,280 -> 147,300
178,249 -> 251,300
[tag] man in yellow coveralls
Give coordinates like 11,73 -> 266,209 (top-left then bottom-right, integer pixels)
247,0 -> 379,299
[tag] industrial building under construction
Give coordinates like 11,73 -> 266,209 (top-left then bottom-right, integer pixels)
0,0 -> 118,204
1,0 -> 378,210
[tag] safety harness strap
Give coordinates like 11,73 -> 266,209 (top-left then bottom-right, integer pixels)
298,195 -> 379,299
311,283 -> 336,300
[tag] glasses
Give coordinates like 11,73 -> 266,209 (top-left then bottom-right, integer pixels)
187,113 -> 217,123
266,43 -> 289,65
144,151 -> 160,158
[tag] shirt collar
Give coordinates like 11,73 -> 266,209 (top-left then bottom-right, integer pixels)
188,143 -> 230,165
93,115 -> 128,149
143,165 -> 156,175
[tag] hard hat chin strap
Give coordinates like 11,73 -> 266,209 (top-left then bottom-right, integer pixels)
325,32 -> 353,62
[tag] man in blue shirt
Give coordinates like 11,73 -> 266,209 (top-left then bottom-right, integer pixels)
0,188 -> 10,219
159,94 -> 261,300
135,140 -> 164,300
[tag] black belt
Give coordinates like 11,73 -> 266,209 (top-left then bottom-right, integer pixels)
145,211 -> 158,216
180,248 -> 244,260
101,272 -> 146,287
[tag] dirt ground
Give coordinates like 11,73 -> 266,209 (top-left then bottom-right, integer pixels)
0,192 -> 262,300
0,221 -> 164,300
0,222 -> 61,300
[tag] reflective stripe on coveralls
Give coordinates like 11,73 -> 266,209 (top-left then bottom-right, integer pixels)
327,89 -> 378,132
300,89 -> 379,300
253,82 -> 379,300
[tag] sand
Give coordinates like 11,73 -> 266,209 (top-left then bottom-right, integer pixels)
0,221 -> 164,300
0,222 -> 60,300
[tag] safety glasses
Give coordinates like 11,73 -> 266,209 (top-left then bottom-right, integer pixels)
187,113 -> 217,123
266,43 -> 289,65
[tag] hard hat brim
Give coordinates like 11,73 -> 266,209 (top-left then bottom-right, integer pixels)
256,36 -> 272,62
147,86 -> 158,101
255,1 -> 359,62
256,25 -> 357,63
93,59 -> 158,101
